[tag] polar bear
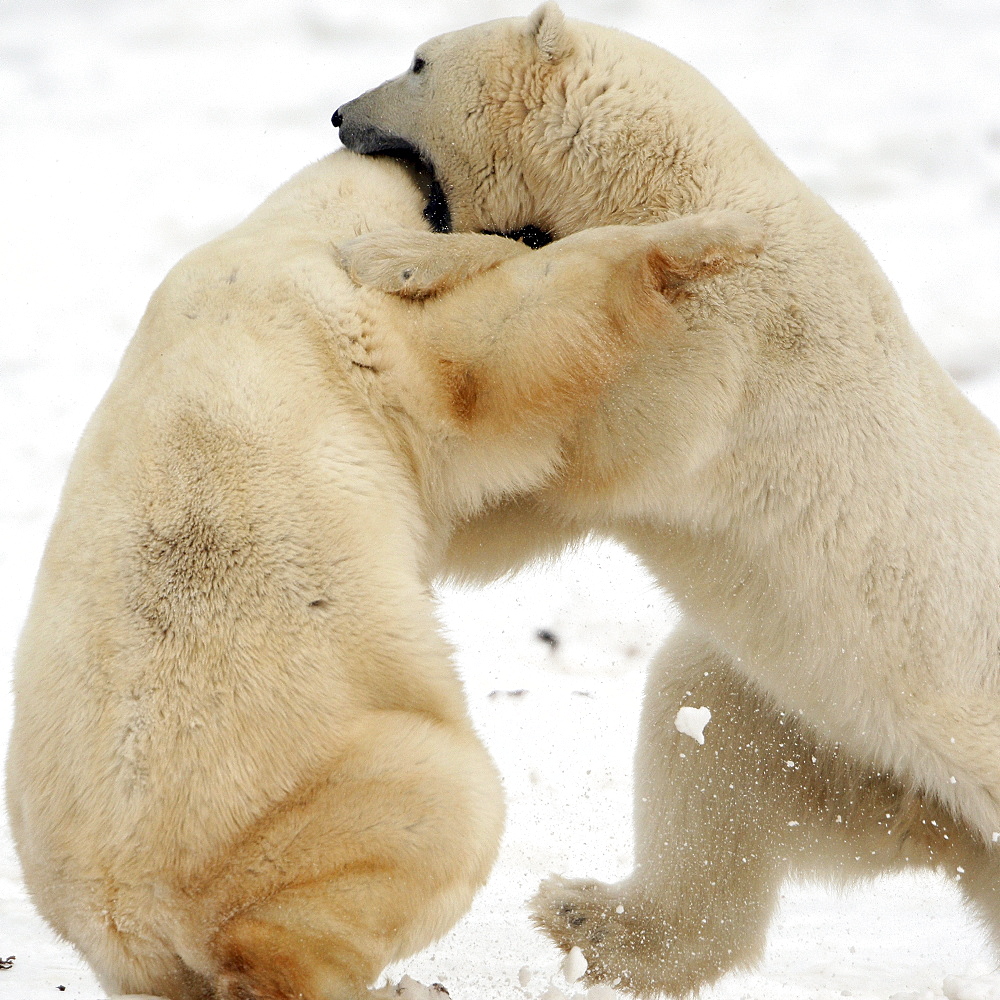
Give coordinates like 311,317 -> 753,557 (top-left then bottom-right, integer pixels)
4,146 -> 765,1000
334,5 -> 1000,994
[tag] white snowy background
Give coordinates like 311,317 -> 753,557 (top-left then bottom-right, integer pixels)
2,0 -> 1000,997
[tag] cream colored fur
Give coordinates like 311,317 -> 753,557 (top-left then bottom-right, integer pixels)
335,6 -> 1000,993
5,147 -> 764,1000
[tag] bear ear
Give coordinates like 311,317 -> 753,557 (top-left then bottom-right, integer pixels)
527,2 -> 573,63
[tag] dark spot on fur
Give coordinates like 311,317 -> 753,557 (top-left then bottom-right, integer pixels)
308,598 -> 328,609
128,410 -> 273,640
438,359 -> 479,422
132,507 -> 265,643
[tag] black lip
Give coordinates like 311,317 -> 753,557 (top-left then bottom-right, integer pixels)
338,120 -> 420,159
422,176 -> 451,234
483,224 -> 554,249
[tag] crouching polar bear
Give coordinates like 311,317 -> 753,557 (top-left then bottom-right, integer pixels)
335,4 -> 1000,993
5,145 -> 764,1000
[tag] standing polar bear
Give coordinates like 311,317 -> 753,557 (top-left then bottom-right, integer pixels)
5,145 -> 766,1000
336,4 -> 1000,993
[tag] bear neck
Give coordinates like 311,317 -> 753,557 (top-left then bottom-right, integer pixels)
533,32 -> 806,233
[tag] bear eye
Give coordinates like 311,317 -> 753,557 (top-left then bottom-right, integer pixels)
412,56 -> 426,74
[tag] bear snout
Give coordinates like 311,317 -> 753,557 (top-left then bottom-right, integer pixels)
337,121 -> 414,157
334,100 -> 417,159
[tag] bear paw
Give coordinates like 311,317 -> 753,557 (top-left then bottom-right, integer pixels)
337,230 -> 526,299
530,875 -> 625,983
531,873 -> 748,997
338,230 -> 443,298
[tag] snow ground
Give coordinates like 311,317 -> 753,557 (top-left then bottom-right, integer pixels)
2,0 -> 1000,997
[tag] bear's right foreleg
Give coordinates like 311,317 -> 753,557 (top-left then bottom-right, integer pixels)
532,629 -> 789,995
532,625 -> 978,996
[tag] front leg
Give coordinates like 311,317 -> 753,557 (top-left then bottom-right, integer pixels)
532,625 -> 975,997
338,230 -> 530,298
399,213 -> 765,434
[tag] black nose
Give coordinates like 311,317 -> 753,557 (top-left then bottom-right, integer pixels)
331,108 -> 343,128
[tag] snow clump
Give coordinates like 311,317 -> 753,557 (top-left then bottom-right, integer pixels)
374,977 -> 450,1000
674,705 -> 712,745
561,946 -> 588,984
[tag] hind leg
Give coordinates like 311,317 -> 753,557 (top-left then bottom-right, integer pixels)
176,711 -> 503,1000
17,859 -> 214,1000
84,942 -> 212,1000
532,625 -> 979,996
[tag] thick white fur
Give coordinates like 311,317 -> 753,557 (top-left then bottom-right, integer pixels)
5,147 -> 764,999
335,6 -> 1000,994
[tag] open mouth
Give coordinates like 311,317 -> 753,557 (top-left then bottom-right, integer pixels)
333,112 -> 552,247
373,145 -> 452,235
332,115 -> 452,233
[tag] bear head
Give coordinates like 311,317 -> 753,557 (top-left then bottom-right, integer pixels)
333,4 -> 777,239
